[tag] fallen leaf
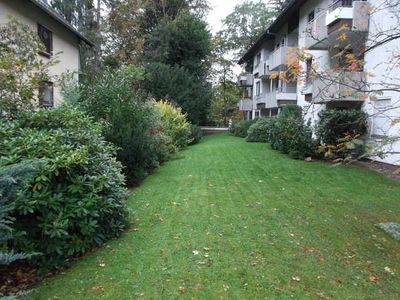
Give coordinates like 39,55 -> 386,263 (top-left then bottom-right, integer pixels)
178,287 -> 187,294
384,266 -> 394,275
223,284 -> 230,291
192,250 -> 199,255
368,274 -> 379,284
98,263 -> 105,268
91,285 -> 104,291
292,276 -> 301,282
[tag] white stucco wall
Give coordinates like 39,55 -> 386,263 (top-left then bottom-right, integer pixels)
0,0 -> 81,107
297,0 -> 330,127
363,0 -> 400,165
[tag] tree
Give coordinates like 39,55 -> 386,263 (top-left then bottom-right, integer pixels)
218,1 -> 275,59
105,0 -> 209,66
269,0 -> 291,14
144,12 -> 212,124
145,63 -> 211,125
144,12 -> 211,77
209,80 -> 242,126
49,0 -> 101,73
0,19 -> 58,119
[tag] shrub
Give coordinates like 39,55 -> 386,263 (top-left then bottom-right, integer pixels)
0,106 -> 129,270
78,66 -> 171,185
188,124 -> 203,145
316,109 -> 368,159
230,119 -> 258,138
154,100 -> 191,149
316,109 -> 368,145
246,118 -> 274,143
269,105 -> 315,159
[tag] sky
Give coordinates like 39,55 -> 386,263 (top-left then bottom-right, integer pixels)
206,0 -> 248,34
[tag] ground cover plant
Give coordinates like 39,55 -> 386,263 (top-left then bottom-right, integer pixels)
29,134 -> 400,299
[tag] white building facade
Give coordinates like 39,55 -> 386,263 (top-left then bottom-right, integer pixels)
238,0 -> 400,166
0,0 -> 94,107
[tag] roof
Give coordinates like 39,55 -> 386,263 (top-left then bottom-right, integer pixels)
238,0 -> 307,65
28,0 -> 95,46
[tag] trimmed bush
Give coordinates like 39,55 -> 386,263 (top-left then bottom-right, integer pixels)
317,109 -> 368,145
154,100 -> 191,149
269,105 -> 315,159
78,66 -> 171,185
246,118 -> 274,143
230,119 -> 258,138
316,109 -> 368,159
0,106 -> 129,270
188,124 -> 203,145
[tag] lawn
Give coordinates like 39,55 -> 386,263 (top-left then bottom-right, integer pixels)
30,134 -> 400,299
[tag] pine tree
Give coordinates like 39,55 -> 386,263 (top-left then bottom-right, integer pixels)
269,0 -> 291,14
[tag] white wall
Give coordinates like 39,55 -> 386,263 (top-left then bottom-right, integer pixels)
0,0 -> 81,107
363,0 -> 400,165
297,0 -> 330,127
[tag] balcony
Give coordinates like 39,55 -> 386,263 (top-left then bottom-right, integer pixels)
269,47 -> 297,70
238,73 -> 254,87
312,71 -> 367,103
237,99 -> 253,111
272,85 -> 297,104
305,12 -> 328,50
326,0 -> 369,32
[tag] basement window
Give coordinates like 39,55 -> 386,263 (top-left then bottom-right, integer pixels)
39,81 -> 54,107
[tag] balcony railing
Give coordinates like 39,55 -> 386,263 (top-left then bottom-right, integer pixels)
329,0 -> 353,12
238,73 -> 254,87
270,47 -> 297,70
312,71 -> 366,103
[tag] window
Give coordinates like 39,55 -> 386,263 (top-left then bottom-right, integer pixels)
39,81 -> 54,107
274,78 -> 279,90
255,53 -> 261,66
306,58 -> 313,85
38,24 -> 53,56
256,81 -> 261,96
255,111 -> 260,118
308,10 -> 315,23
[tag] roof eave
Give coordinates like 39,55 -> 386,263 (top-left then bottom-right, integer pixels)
29,0 -> 95,47
238,0 -> 307,65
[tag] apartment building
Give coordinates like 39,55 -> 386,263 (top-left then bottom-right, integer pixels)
238,0 -> 400,165
0,0 -> 94,107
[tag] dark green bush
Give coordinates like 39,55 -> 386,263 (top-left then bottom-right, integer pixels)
269,105 -> 315,159
316,109 -> 368,145
0,106 -> 129,270
78,66 -> 172,185
316,109 -> 368,159
230,119 -> 258,138
188,124 -> 203,145
246,118 -> 274,143
0,160 -> 43,268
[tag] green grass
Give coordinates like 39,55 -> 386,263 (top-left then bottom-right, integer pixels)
30,134 -> 400,299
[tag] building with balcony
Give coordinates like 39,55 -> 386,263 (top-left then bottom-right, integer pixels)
238,0 -> 400,166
